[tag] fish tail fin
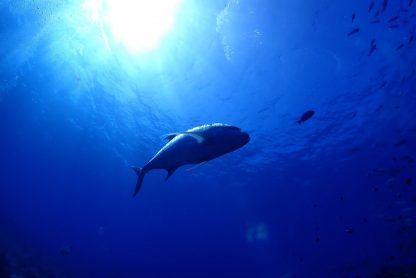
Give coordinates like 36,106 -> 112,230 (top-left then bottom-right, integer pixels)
131,166 -> 146,196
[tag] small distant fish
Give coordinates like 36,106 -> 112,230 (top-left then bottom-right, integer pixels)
388,15 -> 399,23
371,19 -> 381,23
352,12 -> 356,23
409,35 -> 414,44
60,246 -> 72,256
347,27 -> 360,36
368,39 -> 377,56
380,81 -> 387,88
396,43 -> 405,50
348,147 -> 360,152
405,178 -> 412,185
383,215 -> 402,223
410,0 -> 414,7
374,10 -> 380,17
381,0 -> 389,13
368,1 -> 375,12
388,24 -> 400,28
400,155 -> 415,163
345,228 -> 353,234
394,138 -> 407,146
296,110 -> 315,124
388,15 -> 399,22
373,167 -> 401,176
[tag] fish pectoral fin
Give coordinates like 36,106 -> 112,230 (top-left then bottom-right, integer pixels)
163,133 -> 180,141
183,132 -> 206,143
165,168 -> 177,181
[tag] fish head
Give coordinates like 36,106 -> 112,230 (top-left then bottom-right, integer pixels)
218,125 -> 250,150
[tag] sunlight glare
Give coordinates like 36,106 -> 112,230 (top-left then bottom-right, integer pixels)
83,0 -> 183,52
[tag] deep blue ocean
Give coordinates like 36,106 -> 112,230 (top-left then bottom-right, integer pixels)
0,0 -> 415,277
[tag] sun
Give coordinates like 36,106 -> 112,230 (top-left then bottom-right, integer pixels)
83,0 -> 183,52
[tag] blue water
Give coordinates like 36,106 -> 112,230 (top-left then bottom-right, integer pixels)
0,0 -> 415,277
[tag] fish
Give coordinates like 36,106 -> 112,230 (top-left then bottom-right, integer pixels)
372,167 -> 401,176
131,123 -> 250,196
388,15 -> 399,22
381,0 -> 389,13
394,138 -> 406,146
296,110 -> 315,124
396,43 -> 404,50
410,0 -> 414,7
409,35 -> 414,44
368,39 -> 377,56
368,1 -> 375,12
400,155 -> 415,163
348,147 -> 360,152
347,27 -> 360,36
352,12 -> 356,23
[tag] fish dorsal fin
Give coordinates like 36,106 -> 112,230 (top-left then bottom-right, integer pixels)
183,132 -> 206,143
164,132 -> 206,143
164,133 -> 180,141
165,168 -> 177,181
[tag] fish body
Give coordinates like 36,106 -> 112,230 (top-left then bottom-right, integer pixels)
368,1 -> 375,12
131,123 -> 250,196
297,110 -> 315,124
381,0 -> 389,13
368,39 -> 377,56
347,27 -> 360,36
388,15 -> 399,22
